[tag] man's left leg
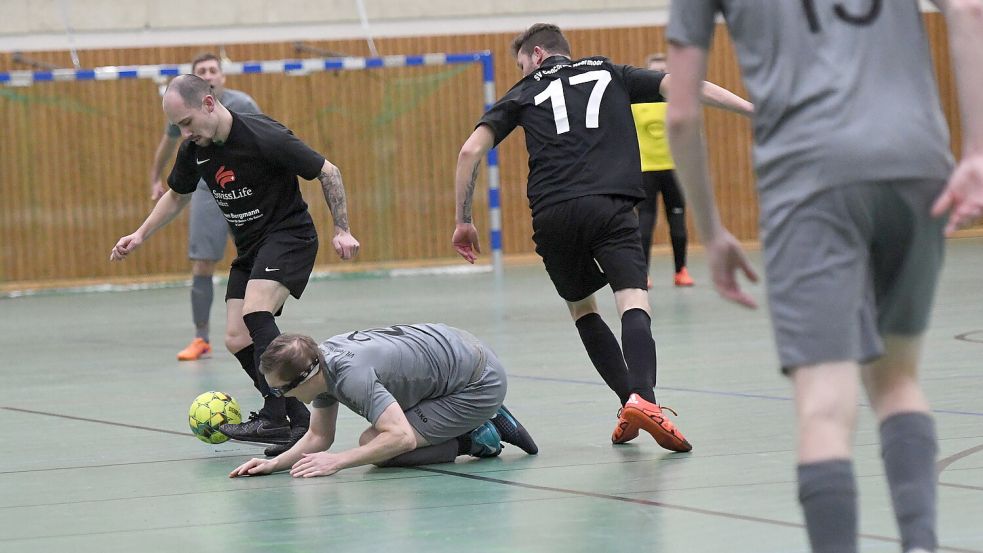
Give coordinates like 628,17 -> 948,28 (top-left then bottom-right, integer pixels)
358,426 -> 461,467
593,196 -> 691,452
863,336 -> 937,553
237,278 -> 312,455
377,350 -> 538,466
219,285 -> 294,446
240,231 -> 319,456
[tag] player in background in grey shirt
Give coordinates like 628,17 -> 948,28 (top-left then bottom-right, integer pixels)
148,53 -> 261,363
229,324 -> 538,478
666,1 -> 983,552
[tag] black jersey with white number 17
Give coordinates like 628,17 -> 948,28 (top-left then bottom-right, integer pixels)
478,55 -> 666,215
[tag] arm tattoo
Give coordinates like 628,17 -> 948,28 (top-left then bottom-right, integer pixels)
319,166 -> 350,232
461,160 -> 481,224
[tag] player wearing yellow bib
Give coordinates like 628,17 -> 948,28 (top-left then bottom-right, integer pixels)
633,53 -> 691,288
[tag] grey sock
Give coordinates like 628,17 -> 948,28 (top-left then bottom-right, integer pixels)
191,275 -> 213,341
798,460 -> 858,553
375,440 -> 458,467
880,412 -> 938,552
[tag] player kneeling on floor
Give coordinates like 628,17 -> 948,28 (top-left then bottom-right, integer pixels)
230,323 -> 537,478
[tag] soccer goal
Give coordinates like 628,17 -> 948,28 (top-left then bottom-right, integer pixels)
0,52 -> 502,287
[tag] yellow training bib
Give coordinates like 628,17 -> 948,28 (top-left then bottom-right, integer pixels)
632,102 -> 674,172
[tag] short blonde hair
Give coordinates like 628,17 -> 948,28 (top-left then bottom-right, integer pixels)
260,333 -> 320,383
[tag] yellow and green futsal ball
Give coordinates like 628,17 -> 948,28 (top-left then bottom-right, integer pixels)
188,391 -> 242,444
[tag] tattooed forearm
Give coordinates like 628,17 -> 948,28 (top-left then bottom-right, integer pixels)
460,160 -> 481,224
319,165 -> 350,232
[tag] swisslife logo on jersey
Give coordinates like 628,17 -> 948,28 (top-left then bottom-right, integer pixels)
215,165 -> 236,188
210,165 -> 254,201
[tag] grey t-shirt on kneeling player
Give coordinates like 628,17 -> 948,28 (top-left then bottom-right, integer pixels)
311,324 -> 487,424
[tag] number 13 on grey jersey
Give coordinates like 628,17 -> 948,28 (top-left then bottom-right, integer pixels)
667,0 -> 954,225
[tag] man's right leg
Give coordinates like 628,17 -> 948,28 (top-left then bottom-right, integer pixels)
637,171 -> 660,287
178,259 -> 217,361
220,296 -> 290,445
862,336 -> 937,553
792,361 -> 861,553
180,182 -> 228,361
568,295 -> 631,405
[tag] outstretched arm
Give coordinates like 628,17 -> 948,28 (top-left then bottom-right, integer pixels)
452,125 -> 495,263
930,0 -> 983,233
317,159 -> 360,260
230,403 -> 338,478
109,190 -> 192,261
660,73 -> 753,116
288,402 -> 419,478
666,43 -> 758,308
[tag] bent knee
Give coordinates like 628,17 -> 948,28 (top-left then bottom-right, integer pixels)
225,331 -> 251,353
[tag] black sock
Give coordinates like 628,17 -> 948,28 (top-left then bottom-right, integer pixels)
233,344 -> 266,394
880,412 -> 938,552
242,311 -> 280,395
376,441 -> 459,467
575,313 -> 631,405
286,397 -> 311,427
798,460 -> 858,553
620,308 -> 657,403
233,344 -> 285,421
242,311 -> 281,367
261,396 -> 287,422
456,434 -> 473,456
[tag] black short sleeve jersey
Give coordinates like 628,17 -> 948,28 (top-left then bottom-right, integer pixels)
167,112 -> 325,256
478,56 -> 666,215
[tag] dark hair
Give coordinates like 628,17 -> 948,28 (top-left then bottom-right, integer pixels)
510,23 -> 571,58
164,74 -> 213,107
260,333 -> 320,383
191,52 -> 222,73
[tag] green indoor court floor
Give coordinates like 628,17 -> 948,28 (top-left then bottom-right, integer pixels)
2,239 -> 982,553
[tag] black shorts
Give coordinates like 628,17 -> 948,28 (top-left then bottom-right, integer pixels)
226,230 -> 319,304
531,194 -> 648,302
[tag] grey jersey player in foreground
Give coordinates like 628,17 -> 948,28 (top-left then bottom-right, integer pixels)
666,1 -> 983,552
229,324 -> 537,478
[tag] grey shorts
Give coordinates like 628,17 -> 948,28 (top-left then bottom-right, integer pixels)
188,179 -> 231,261
404,342 -> 507,445
763,179 -> 945,373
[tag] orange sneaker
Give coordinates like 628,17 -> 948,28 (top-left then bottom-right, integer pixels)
177,338 -> 212,361
622,393 -> 692,452
611,407 -> 640,444
674,267 -> 694,287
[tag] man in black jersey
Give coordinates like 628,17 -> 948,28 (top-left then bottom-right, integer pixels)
111,74 -> 360,456
452,23 -> 751,452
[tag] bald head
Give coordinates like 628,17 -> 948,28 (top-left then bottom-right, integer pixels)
164,74 -> 213,108
163,74 -> 230,146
